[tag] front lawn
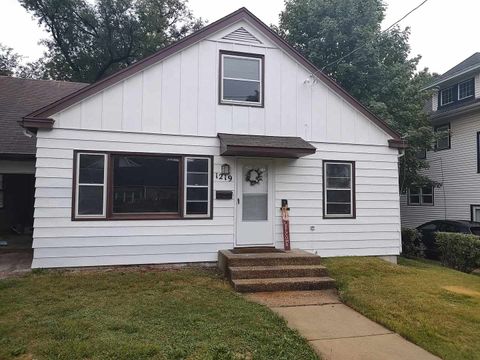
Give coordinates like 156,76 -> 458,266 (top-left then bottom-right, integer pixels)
0,267 -> 318,360
324,257 -> 480,360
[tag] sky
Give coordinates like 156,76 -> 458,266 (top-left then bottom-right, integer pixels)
0,0 -> 478,74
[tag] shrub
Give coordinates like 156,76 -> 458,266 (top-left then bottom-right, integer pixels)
401,228 -> 425,258
436,232 -> 480,273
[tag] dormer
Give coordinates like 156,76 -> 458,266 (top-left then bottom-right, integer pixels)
426,53 -> 480,113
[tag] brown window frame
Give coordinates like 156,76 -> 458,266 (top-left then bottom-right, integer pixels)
72,150 -> 213,221
219,50 -> 265,108
322,160 -> 356,219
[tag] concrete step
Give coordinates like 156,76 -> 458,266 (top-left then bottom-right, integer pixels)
229,264 -> 328,280
232,276 -> 336,293
218,249 -> 323,270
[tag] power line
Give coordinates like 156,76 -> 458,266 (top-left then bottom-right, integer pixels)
319,0 -> 430,72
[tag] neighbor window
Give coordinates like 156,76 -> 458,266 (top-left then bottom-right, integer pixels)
220,51 -> 263,106
435,124 -> 450,150
75,153 -> 107,217
73,152 -> 212,220
323,161 -> 355,218
458,78 -> 474,100
0,174 -> 4,208
471,205 -> 480,222
408,186 -> 434,206
440,87 -> 454,106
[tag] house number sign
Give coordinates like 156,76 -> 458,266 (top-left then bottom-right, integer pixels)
215,172 -> 232,182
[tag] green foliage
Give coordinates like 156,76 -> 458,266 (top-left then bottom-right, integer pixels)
278,0 -> 435,191
0,43 -> 23,76
0,268 -> 317,360
19,0 -> 204,82
401,227 -> 425,258
436,232 -> 480,273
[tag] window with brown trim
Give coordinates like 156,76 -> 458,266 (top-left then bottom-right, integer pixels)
220,51 -> 264,107
323,161 -> 355,218
73,152 -> 212,220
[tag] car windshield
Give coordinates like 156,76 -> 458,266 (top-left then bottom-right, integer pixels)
470,227 -> 480,236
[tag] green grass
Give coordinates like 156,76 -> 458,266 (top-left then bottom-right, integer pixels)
323,257 -> 480,360
0,267 -> 318,360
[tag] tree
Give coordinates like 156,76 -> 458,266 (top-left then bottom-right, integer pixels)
0,43 -> 23,76
278,0 -> 435,192
19,0 -> 203,82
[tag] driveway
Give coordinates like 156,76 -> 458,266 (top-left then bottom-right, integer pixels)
0,250 -> 32,278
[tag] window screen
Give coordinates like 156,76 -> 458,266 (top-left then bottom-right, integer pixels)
324,161 -> 354,218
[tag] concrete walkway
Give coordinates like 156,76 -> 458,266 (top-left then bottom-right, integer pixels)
0,250 -> 32,279
246,290 -> 440,360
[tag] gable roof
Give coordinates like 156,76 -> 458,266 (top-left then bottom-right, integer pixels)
20,7 -> 403,147
426,52 -> 480,89
0,76 -> 87,158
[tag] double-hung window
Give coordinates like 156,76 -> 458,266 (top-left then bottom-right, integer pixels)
408,186 -> 434,206
323,161 -> 355,218
220,51 -> 263,106
75,153 -> 107,218
73,152 -> 212,220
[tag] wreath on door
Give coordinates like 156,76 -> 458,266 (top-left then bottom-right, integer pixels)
245,168 -> 264,185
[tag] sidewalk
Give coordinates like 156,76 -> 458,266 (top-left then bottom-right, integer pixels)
246,290 -> 440,360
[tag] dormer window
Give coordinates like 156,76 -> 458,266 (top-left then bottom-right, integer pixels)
440,87 -> 454,106
458,78 -> 474,100
220,51 -> 263,107
438,78 -> 475,108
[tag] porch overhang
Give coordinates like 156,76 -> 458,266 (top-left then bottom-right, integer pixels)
218,133 -> 316,158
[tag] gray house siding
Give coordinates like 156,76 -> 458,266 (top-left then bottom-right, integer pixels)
400,111 -> 480,228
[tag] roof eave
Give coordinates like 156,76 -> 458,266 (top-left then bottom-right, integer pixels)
19,117 -> 55,133
423,64 -> 480,90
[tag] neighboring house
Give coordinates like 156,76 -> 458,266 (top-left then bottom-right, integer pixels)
400,53 -> 480,228
20,8 -> 405,269
0,76 -> 86,239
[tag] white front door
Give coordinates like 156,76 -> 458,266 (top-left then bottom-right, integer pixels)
235,159 -> 274,247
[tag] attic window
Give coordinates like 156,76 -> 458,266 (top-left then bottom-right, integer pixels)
220,51 -> 263,107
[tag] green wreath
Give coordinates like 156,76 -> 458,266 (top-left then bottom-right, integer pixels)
245,168 -> 264,185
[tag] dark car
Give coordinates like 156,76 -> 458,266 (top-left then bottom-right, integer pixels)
416,220 -> 480,259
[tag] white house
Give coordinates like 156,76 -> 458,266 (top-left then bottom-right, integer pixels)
401,53 -> 480,228
21,8 -> 405,269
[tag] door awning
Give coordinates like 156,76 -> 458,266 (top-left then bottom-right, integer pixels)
218,133 -> 316,158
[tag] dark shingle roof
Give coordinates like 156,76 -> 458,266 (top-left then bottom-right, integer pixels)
0,76 -> 87,156
429,53 -> 480,87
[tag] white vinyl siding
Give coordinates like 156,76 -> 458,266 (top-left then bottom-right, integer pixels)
32,129 -> 401,268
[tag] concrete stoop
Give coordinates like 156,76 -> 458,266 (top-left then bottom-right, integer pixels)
218,249 -> 336,293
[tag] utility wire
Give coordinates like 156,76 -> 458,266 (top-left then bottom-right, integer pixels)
319,0 -> 430,72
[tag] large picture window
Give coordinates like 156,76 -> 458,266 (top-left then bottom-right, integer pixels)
323,161 -> 355,218
113,155 -> 180,214
220,51 -> 263,106
73,152 -> 212,220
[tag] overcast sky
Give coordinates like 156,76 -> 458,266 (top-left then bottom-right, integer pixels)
1,0 -> 478,74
